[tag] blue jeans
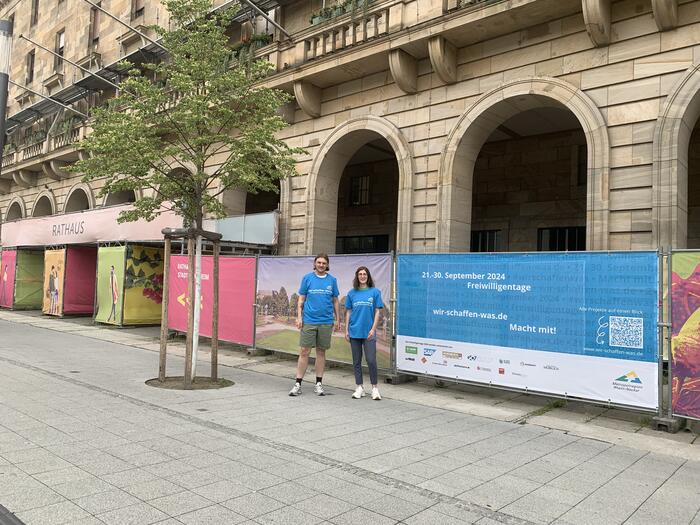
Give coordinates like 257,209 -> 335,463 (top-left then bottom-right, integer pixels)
350,338 -> 378,385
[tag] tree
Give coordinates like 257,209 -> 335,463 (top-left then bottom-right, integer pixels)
71,0 -> 301,230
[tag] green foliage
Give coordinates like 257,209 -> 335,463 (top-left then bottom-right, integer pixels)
71,0 -> 303,229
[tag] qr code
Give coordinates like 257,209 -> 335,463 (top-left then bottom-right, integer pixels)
609,316 -> 643,349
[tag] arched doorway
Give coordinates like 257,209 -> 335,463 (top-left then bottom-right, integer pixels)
32,194 -> 55,217
105,190 -> 136,206
305,116 -> 414,254
653,64 -> 700,248
438,77 -> 610,252
6,200 -> 24,221
65,188 -> 91,213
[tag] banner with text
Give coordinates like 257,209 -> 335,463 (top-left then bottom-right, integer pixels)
256,255 -> 392,367
168,256 -> 256,346
670,251 -> 700,420
397,252 -> 659,409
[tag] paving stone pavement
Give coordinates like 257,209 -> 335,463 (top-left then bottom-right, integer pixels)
0,317 -> 699,525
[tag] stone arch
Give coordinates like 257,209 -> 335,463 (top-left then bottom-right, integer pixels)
437,76 -> 610,251
652,63 -> 700,248
103,189 -> 139,206
5,197 -> 26,221
32,190 -> 57,217
64,182 -> 95,213
304,115 -> 414,253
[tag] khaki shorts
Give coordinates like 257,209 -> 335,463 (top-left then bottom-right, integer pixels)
300,323 -> 333,350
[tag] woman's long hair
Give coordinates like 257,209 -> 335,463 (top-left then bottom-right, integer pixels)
353,266 -> 374,289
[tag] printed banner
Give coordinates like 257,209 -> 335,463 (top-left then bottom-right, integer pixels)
43,249 -> 66,316
255,255 -> 392,367
671,252 -> 700,420
168,256 -> 256,346
1,204 -> 181,247
95,247 -> 126,325
14,250 -> 44,309
122,245 -> 164,325
64,247 -> 98,315
397,252 -> 659,409
0,250 -> 16,308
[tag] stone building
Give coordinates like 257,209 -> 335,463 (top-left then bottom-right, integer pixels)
1,0 -> 699,255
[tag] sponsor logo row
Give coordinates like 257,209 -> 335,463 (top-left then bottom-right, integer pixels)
404,346 -> 560,371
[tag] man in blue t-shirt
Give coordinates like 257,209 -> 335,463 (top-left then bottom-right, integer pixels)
289,253 -> 340,397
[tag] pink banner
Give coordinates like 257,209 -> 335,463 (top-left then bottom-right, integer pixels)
0,250 -> 16,308
168,255 -> 256,346
1,205 -> 182,247
64,247 -> 98,315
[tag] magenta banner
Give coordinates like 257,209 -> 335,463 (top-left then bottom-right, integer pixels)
168,255 -> 256,346
64,247 -> 98,315
0,250 -> 16,308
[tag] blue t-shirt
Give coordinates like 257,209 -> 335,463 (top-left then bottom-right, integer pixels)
299,272 -> 339,324
345,287 -> 384,339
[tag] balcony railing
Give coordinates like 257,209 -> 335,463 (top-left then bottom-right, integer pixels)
50,126 -> 83,150
21,141 -> 44,161
2,151 -> 16,169
301,4 -> 391,63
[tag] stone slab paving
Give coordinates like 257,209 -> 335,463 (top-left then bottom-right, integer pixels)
0,317 -> 698,524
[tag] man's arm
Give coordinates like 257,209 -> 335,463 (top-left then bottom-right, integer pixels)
296,295 -> 305,329
333,296 -> 341,331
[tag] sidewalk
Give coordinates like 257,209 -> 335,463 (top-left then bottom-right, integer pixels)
0,311 -> 699,524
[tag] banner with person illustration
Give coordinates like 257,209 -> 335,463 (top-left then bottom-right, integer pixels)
0,250 -> 16,309
168,255 -> 256,346
95,246 -> 126,325
670,251 -> 700,420
255,254 -> 393,367
397,252 -> 659,409
43,249 -> 66,316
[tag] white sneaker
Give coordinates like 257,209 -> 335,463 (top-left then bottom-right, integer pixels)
289,382 -> 302,396
314,382 -> 325,396
352,385 -> 365,399
371,387 -> 381,400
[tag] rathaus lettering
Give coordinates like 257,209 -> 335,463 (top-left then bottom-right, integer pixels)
52,221 -> 86,236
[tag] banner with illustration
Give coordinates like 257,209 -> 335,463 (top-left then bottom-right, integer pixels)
0,250 -> 16,309
670,252 -> 700,420
122,245 -> 164,325
95,247 -> 126,325
14,250 -> 44,310
43,249 -> 66,316
255,255 -> 393,367
168,256 -> 256,346
63,247 -> 98,315
397,252 -> 659,409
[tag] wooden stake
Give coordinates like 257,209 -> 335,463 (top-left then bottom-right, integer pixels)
184,236 -> 195,389
211,240 -> 220,380
158,237 -> 172,382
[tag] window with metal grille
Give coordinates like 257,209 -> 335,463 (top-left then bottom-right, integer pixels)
336,235 -> 389,254
537,226 -> 586,251
470,230 -> 499,252
349,175 -> 370,206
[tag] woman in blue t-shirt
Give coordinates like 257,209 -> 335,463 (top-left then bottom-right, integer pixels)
344,266 -> 384,400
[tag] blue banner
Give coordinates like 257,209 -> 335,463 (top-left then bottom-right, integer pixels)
397,252 -> 658,363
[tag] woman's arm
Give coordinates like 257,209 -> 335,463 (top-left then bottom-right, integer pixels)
344,308 -> 351,341
368,308 -> 381,340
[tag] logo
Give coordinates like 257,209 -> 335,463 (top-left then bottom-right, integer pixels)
421,357 -> 428,364
454,364 -> 471,369
405,357 -> 415,362
512,371 -> 527,377
543,365 -> 559,371
520,361 -> 536,367
612,371 -> 643,393
423,348 -> 437,357
443,351 -> 462,359
499,359 -> 510,364
405,346 -> 417,355
477,366 -> 492,372
326,285 -> 332,290
498,368 -> 505,375
466,355 -> 477,361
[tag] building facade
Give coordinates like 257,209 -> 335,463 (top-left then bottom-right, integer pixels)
1,0 -> 699,255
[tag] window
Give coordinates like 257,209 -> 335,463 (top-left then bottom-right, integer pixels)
25,50 -> 35,84
54,30 -> 65,72
577,144 -> 587,186
89,6 -> 101,49
131,0 -> 144,20
470,230 -> 499,252
30,0 -> 39,26
537,226 -> 586,252
349,175 -> 370,206
336,235 -> 389,254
